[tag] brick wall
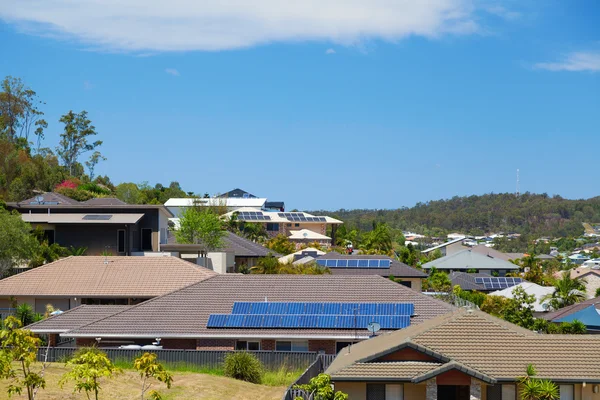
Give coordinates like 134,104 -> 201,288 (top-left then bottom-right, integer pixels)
160,339 -> 198,349
195,338 -> 235,351
308,340 -> 336,354
76,338 -> 97,347
261,339 -> 275,351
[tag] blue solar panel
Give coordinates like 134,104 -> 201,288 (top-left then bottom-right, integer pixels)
348,260 -> 359,267
305,302 -> 323,314
368,260 -> 379,267
268,302 -> 287,314
288,303 -> 304,314
336,315 -> 356,328
251,302 -> 269,314
378,303 -> 395,315
340,303 -> 356,315
358,259 -> 369,267
244,314 -> 264,328
264,314 -> 281,327
380,260 -> 391,267
225,314 -> 244,327
337,260 -> 348,267
474,277 -> 523,290
208,313 -> 411,329
315,259 -> 391,268
232,302 -> 251,314
206,314 -> 228,328
360,303 -> 377,315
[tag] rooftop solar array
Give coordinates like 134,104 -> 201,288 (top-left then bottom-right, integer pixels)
278,213 -> 326,222
206,302 -> 414,330
231,302 -> 414,316
474,277 -> 523,290
207,314 -> 410,329
236,211 -> 271,221
82,215 -> 113,221
316,259 -> 391,268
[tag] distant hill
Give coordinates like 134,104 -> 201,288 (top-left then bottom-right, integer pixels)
311,193 -> 600,237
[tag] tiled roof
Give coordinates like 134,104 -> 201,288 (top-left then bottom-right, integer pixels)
82,198 -> 127,206
331,361 -> 441,379
318,253 -> 427,278
449,272 -> 488,291
327,309 -> 600,382
20,192 -> 80,205
63,275 -> 455,339
221,232 -> 279,257
26,305 -> 132,333
470,245 -> 517,262
422,250 -> 519,271
0,256 -> 216,297
542,297 -> 600,322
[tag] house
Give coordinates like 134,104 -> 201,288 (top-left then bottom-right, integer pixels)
278,248 -> 327,264
421,237 -> 466,257
6,192 -> 172,255
316,253 -> 427,291
421,249 -> 519,276
543,297 -> 600,333
50,275 -> 454,353
554,268 -> 600,299
326,308 -> 600,400
222,208 -> 343,246
0,256 -> 216,313
469,245 -> 521,262
489,282 -> 555,313
448,272 -> 524,293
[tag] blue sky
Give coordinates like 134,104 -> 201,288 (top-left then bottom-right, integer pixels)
0,0 -> 598,211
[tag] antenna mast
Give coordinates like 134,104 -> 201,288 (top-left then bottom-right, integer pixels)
516,169 -> 520,197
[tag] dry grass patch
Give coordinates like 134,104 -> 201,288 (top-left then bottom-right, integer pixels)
0,363 -> 286,400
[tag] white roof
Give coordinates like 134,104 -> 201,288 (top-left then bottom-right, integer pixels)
222,208 -> 343,224
422,237 -> 466,253
293,256 -> 316,265
22,213 -> 144,224
165,198 -> 266,208
288,229 -> 331,240
278,247 -> 326,264
489,282 -> 555,312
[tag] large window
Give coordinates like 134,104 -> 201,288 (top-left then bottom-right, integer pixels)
266,223 -> 280,232
235,341 -> 260,351
275,340 -> 308,352
141,228 -> 152,250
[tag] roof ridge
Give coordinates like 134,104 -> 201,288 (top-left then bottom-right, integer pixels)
25,304 -> 86,328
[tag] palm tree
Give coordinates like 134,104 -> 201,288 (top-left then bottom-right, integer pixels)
361,223 -> 392,253
249,255 -> 281,274
242,223 -> 268,243
543,271 -> 587,310
518,364 -> 558,400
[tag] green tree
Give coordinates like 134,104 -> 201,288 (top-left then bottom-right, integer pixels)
480,295 -> 510,317
423,267 -> 452,293
0,316 -> 46,400
59,347 -> 121,400
360,222 -> 393,253
503,286 -> 536,329
115,183 -> 143,204
133,353 -> 173,400
0,209 -> 40,276
250,255 -> 282,274
85,151 -> 106,181
241,223 -> 268,242
294,373 -> 348,400
56,110 -> 102,176
543,272 -> 586,311
518,364 -> 558,400
265,234 -> 296,255
175,206 -> 226,252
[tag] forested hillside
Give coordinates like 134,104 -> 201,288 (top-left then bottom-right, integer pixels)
315,193 -> 599,238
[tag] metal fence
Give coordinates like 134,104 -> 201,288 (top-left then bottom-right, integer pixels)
282,354 -> 336,400
37,347 -> 322,370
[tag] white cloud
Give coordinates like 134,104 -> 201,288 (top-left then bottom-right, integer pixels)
0,0 -> 480,52
535,51 -> 600,72
325,48 -> 336,55
165,68 -> 180,76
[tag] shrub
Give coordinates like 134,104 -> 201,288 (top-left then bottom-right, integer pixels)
55,179 -> 79,190
223,351 -> 263,384
55,187 -> 95,201
78,182 -> 111,195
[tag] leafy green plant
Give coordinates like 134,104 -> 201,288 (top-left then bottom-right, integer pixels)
133,353 -> 173,400
15,303 -> 36,326
223,351 -> 263,384
294,373 -> 348,400
59,347 -> 121,400
518,364 -> 558,400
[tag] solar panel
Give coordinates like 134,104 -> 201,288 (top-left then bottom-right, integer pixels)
82,214 -> 112,220
316,259 -> 391,268
207,313 -> 411,329
474,277 -> 523,290
206,314 -> 228,328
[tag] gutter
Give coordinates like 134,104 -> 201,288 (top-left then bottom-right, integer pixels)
61,333 -> 372,340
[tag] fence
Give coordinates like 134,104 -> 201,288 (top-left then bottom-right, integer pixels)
36,347 -> 321,370
282,354 -> 336,400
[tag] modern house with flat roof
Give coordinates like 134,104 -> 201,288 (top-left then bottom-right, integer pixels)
43,275 -> 454,353
316,253 -> 427,291
0,256 -> 216,313
422,249 -> 519,276
326,308 -> 600,400
6,192 -> 172,255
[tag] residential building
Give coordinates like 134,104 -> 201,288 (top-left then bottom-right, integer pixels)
316,253 -> 427,291
448,272 -> 523,294
554,268 -> 600,299
222,208 -> 343,247
489,282 -> 555,313
6,192 -> 172,255
421,238 -> 466,257
421,249 -> 519,276
0,256 -> 216,313
326,308 -> 600,400
278,248 -> 326,264
543,297 -> 600,333
48,275 -> 454,353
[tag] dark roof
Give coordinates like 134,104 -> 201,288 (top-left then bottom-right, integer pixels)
264,201 -> 285,209
221,232 -> 279,257
82,197 -> 127,206
470,245 -> 517,262
63,275 -> 454,339
449,272 -> 490,291
217,188 -> 256,198
26,305 -> 132,334
20,192 -> 80,205
542,297 -> 600,322
318,253 -> 427,278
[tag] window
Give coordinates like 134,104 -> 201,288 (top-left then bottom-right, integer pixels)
275,340 -> 308,352
366,384 -> 386,400
141,228 -> 152,250
286,223 -> 292,227
235,341 -> 260,351
502,384 -> 516,400
294,223 -> 300,227
117,230 -> 125,253
266,223 -> 280,232
336,342 -> 353,353
385,384 -> 403,400
399,281 -> 412,289
559,385 -> 574,400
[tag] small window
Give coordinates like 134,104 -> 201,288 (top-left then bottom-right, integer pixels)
286,223 -> 292,227
276,340 -> 308,352
236,341 -> 260,351
366,384 -> 386,400
294,223 -> 300,227
266,223 -> 280,232
117,230 -> 125,253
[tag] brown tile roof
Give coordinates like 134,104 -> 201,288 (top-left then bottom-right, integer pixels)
26,305 -> 132,333
318,253 -> 427,278
0,256 -> 216,297
82,198 -> 127,206
327,308 -> 600,382
63,275 -> 455,339
331,361 -> 441,380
